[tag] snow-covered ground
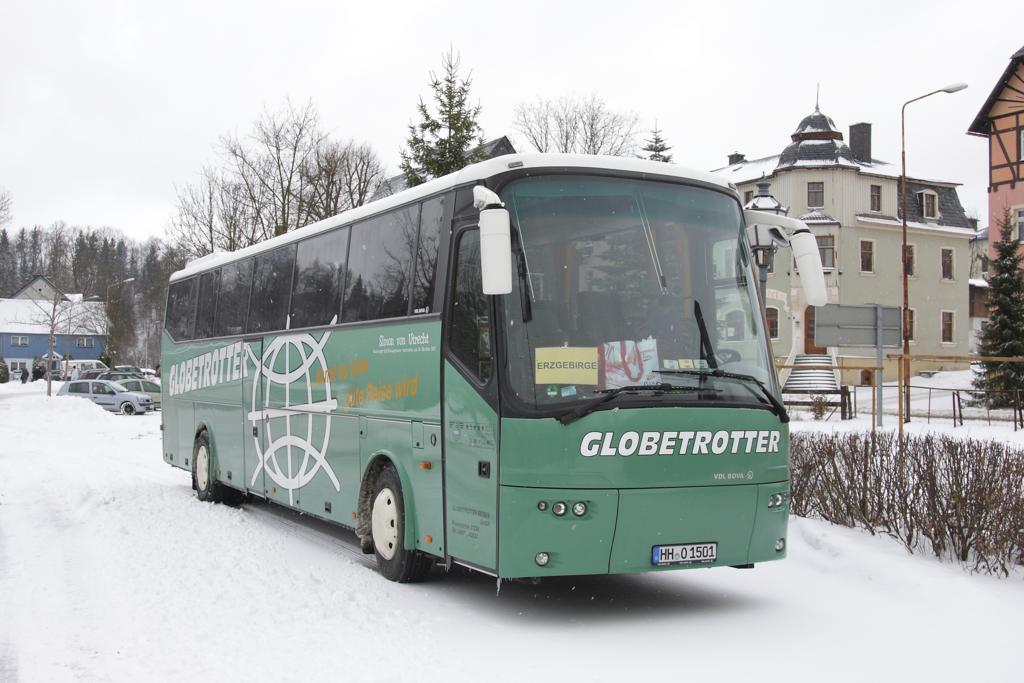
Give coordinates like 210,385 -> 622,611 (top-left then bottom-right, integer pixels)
1,379 -> 1022,682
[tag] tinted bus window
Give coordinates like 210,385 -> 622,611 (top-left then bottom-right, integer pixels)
166,278 -> 198,341
449,230 -> 490,382
215,258 -> 253,337
412,196 -> 444,314
194,269 -> 221,339
247,245 -> 296,334
342,206 -> 418,323
290,227 -> 350,329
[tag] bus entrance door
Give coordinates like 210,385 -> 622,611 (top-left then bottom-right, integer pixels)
242,339 -> 265,498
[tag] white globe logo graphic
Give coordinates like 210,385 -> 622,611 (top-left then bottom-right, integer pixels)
246,327 -> 340,504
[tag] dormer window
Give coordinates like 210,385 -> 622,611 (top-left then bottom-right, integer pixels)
917,190 -> 939,220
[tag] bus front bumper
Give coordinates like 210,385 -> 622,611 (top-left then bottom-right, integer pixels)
497,482 -> 789,579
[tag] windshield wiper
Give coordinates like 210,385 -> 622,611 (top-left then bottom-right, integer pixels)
557,383 -> 721,426
693,300 -> 718,370
657,368 -> 789,423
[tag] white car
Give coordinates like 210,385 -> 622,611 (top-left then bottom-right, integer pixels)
57,379 -> 154,415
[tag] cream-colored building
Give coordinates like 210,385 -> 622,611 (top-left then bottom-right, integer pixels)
715,106 -> 973,385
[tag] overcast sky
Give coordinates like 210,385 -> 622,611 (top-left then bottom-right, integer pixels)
1,0 -> 1020,240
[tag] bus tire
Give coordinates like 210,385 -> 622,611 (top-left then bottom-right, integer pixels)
192,431 -> 223,503
370,465 -> 431,583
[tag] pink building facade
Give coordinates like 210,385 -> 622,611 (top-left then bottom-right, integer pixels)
968,45 -> 1024,255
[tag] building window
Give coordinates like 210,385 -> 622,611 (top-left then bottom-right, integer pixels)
75,337 -> 95,348
918,191 -> 939,219
744,190 -> 754,204
941,311 -> 955,344
725,310 -> 746,340
907,309 -> 915,342
11,335 -> 28,347
904,244 -> 916,277
860,240 -> 874,273
1017,208 -> 1024,242
765,307 -> 780,339
941,248 -> 954,280
870,185 -> 881,212
807,182 -> 824,208
816,235 -> 835,269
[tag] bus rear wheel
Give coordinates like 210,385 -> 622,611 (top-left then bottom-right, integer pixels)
370,465 -> 431,583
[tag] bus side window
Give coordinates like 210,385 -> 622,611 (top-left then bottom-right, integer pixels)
215,258 -> 253,337
449,230 -> 491,383
343,206 -> 417,323
194,269 -> 221,339
165,278 -> 198,341
248,245 -> 297,334
291,227 -> 349,329
412,195 -> 445,314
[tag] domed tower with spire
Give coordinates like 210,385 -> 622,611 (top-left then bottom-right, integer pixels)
777,102 -> 857,170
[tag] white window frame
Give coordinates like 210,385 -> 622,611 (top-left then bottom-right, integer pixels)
11,335 -> 28,347
940,310 -> 955,345
807,182 -> 825,209
816,234 -> 836,271
859,239 -> 876,274
905,243 -> 917,279
907,307 -> 917,345
75,336 -> 95,348
869,184 -> 882,213
1014,204 -> 1024,243
917,190 -> 939,220
765,306 -> 780,340
940,247 -> 955,282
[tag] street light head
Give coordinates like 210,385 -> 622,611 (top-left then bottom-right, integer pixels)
940,82 -> 968,94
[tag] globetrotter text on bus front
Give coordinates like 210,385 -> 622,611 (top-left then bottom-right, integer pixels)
580,430 -> 782,457
167,341 -> 248,397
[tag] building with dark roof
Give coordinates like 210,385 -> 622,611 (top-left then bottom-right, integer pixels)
714,104 -> 973,383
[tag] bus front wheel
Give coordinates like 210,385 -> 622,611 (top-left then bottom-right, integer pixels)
370,465 -> 431,583
193,431 -> 224,503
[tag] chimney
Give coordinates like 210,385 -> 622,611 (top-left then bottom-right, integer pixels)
849,123 -> 872,162
967,217 -> 979,231
728,151 -> 746,165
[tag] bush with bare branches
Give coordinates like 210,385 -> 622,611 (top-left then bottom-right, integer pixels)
790,431 -> 1024,576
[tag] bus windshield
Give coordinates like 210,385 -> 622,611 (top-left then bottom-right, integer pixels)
500,175 -> 776,412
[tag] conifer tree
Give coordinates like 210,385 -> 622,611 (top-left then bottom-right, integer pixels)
973,209 -> 1024,406
400,49 -> 485,188
641,124 -> 673,163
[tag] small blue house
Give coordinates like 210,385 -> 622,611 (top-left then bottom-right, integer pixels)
0,276 -> 107,377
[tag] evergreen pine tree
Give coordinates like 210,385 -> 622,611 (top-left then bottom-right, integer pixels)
973,209 -> 1024,406
641,124 -> 673,163
400,49 -> 485,188
0,229 -> 12,295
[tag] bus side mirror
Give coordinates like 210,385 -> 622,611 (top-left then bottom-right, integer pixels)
789,229 -> 827,306
479,207 -> 513,295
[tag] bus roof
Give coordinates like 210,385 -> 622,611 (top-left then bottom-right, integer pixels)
170,153 -> 736,282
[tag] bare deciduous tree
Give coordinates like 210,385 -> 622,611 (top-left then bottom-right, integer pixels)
223,99 -> 323,237
513,95 -> 639,156
0,187 -> 12,227
302,140 -> 386,222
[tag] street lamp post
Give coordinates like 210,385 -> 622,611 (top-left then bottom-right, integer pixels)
900,82 -> 967,428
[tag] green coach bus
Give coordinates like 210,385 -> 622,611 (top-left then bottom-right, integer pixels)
161,153 -> 826,582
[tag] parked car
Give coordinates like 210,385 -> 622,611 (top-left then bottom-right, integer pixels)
57,379 -> 154,415
62,359 -> 109,379
116,377 -> 162,409
97,371 -> 146,383
80,369 -> 106,380
114,365 -> 145,375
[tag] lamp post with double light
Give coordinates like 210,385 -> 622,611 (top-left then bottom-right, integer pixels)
900,82 -> 967,427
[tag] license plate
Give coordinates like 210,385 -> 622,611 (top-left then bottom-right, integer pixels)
652,542 -> 717,566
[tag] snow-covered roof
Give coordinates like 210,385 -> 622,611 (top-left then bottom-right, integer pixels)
969,278 -> 989,288
0,298 -> 108,335
798,209 -> 840,224
713,155 -> 780,185
855,214 -> 976,237
171,153 -> 736,282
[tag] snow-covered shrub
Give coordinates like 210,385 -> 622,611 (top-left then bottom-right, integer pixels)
791,432 -> 1024,576
0,359 -> 8,383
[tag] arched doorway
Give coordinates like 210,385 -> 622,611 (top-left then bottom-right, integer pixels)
804,306 -> 827,354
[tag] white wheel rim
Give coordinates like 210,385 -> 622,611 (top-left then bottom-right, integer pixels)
196,444 -> 209,492
371,487 -> 399,560
122,402 -> 133,415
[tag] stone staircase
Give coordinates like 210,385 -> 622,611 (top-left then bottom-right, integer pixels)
782,354 -> 839,393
